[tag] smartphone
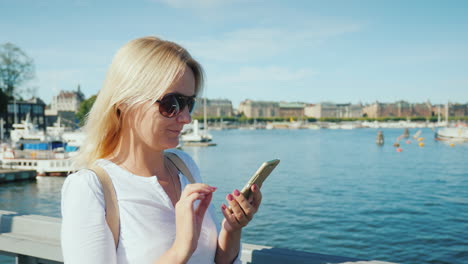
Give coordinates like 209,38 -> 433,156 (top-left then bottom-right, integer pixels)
241,159 -> 280,198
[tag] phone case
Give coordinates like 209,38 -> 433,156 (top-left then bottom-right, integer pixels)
241,159 -> 280,198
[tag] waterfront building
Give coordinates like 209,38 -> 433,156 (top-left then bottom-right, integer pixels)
191,98 -> 233,117
450,103 -> 468,117
432,102 -> 468,119
50,85 -> 85,112
305,102 -> 363,118
238,100 -> 279,118
44,109 -> 78,128
3,97 -> 46,133
363,101 -> 432,118
412,101 -> 433,117
278,102 -> 306,118
45,86 -> 85,127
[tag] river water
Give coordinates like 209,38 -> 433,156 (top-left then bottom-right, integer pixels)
0,128 -> 467,264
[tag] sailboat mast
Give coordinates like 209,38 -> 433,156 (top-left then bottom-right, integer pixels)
203,97 -> 208,134
445,101 -> 449,125
14,98 -> 18,124
437,105 -> 441,124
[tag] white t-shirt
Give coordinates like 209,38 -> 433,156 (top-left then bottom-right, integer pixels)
61,149 -> 239,264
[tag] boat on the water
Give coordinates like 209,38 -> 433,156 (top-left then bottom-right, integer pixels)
181,119 -> 214,143
435,126 -> 468,142
180,97 -> 216,146
0,117 -> 81,176
0,145 -> 74,176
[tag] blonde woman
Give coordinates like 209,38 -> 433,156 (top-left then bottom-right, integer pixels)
61,37 -> 262,264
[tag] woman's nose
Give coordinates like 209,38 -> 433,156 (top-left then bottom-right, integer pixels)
177,106 -> 192,124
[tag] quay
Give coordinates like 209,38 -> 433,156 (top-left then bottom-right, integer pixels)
0,210 -> 397,264
183,142 -> 217,147
0,169 -> 36,183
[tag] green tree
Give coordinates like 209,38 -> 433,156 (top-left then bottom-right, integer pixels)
0,43 -> 35,97
76,95 -> 97,125
0,43 -> 35,115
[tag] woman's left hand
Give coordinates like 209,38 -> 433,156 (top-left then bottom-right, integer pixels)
221,184 -> 262,233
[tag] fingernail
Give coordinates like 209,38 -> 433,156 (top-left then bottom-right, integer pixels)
252,184 -> 258,191
210,186 -> 218,191
233,189 -> 240,196
221,204 -> 227,210
227,194 -> 234,201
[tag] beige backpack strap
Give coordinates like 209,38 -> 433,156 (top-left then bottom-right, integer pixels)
89,165 -> 120,248
165,152 -> 196,184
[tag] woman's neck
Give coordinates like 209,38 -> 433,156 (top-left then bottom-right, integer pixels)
108,129 -> 166,177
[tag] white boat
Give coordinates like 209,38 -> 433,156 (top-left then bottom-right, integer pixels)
10,115 -> 57,144
1,116 -> 80,176
266,121 -> 304,129
435,127 -> 468,142
181,98 -> 215,146
412,130 -> 422,139
181,119 -> 213,142
0,145 -> 73,176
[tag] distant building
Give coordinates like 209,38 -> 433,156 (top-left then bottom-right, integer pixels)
412,102 -> 433,117
3,97 -> 46,133
432,102 -> 468,118
278,102 -> 306,118
46,85 -> 85,127
238,100 -> 280,118
305,103 -> 363,118
363,101 -> 432,118
44,110 -> 78,128
51,85 -> 85,112
451,103 -> 468,117
304,104 -> 316,117
192,98 -> 233,117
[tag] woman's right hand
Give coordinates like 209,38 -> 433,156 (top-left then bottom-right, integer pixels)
172,183 -> 216,262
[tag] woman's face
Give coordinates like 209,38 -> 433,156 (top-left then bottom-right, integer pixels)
124,66 -> 196,151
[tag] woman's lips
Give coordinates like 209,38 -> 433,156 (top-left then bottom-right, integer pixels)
168,129 -> 181,135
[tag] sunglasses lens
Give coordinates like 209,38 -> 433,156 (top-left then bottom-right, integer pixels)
157,93 -> 195,118
187,98 -> 195,113
159,95 -> 180,118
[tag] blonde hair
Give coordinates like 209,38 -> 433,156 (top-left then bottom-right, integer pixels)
74,36 -> 204,169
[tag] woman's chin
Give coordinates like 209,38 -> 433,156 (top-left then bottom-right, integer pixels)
163,139 -> 180,150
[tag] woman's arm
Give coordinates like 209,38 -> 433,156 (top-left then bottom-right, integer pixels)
154,183 -> 217,264
61,171 -> 117,264
215,184 -> 262,264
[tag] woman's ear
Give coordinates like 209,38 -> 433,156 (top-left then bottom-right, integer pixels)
115,103 -> 128,119
116,102 -> 130,113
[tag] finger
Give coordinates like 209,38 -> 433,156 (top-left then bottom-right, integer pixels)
226,194 -> 248,226
195,192 -> 213,216
221,204 -> 241,229
181,192 -> 206,207
232,189 -> 254,220
181,183 -> 216,198
251,184 -> 262,209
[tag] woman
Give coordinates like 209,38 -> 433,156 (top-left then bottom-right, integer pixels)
61,36 -> 262,264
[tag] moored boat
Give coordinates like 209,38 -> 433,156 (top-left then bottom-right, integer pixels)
181,119 -> 214,143
0,146 -> 74,176
435,126 -> 468,142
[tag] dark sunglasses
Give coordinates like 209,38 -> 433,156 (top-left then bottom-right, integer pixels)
156,93 -> 196,118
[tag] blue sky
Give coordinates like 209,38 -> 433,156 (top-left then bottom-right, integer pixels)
1,0 -> 467,107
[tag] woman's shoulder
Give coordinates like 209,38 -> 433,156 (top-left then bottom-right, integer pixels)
62,168 -> 103,197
